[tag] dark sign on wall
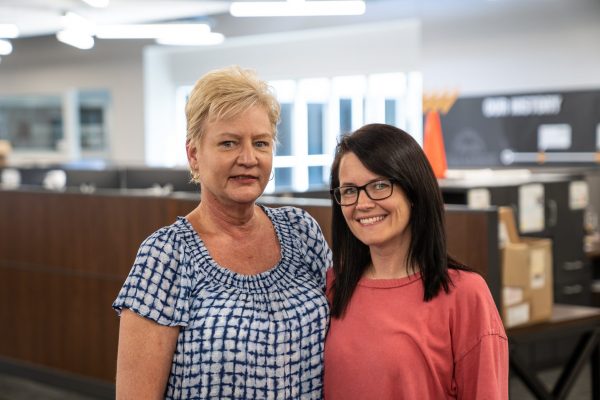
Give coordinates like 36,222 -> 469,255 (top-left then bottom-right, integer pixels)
440,89 -> 600,168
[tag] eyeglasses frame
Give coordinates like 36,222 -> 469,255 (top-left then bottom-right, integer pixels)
330,178 -> 397,206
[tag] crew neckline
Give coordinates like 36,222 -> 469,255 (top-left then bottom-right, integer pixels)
175,205 -> 298,293
358,272 -> 422,288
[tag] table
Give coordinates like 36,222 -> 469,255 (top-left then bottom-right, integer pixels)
507,304 -> 600,400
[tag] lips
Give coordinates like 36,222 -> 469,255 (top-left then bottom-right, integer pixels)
357,215 -> 386,225
230,174 -> 258,180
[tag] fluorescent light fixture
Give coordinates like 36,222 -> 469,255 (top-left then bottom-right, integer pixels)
63,11 -> 94,31
56,30 -> 95,50
81,0 -> 110,8
0,39 -> 13,55
230,0 -> 366,17
0,24 -> 19,39
95,24 -> 211,39
155,32 -> 225,46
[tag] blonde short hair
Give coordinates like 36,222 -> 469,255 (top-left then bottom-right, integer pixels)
185,66 -> 281,144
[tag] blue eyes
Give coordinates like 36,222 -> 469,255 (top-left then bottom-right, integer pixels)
220,141 -> 235,148
218,140 -> 271,149
341,187 -> 358,196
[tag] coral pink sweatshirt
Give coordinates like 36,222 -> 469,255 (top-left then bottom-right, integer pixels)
324,269 -> 508,400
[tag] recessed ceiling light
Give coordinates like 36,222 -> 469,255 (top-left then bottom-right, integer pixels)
56,30 -> 95,50
81,0 -> 110,8
0,24 -> 19,39
155,32 -> 225,46
230,0 -> 366,17
95,24 -> 211,39
0,39 -> 13,55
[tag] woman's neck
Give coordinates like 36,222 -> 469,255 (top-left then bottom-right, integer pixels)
367,245 -> 413,279
190,194 -> 261,237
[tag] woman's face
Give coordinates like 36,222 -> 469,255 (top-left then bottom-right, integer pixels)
338,152 -> 412,251
187,105 -> 274,207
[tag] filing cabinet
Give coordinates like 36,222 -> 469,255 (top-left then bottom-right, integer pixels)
440,172 -> 590,307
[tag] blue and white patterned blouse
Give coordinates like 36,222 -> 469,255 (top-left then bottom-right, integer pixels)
113,206 -> 332,400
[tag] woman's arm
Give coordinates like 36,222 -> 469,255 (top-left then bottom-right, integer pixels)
455,333 -> 509,400
116,309 -> 180,400
452,272 -> 509,399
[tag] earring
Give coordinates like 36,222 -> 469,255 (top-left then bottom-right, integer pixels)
190,168 -> 200,182
269,171 -> 275,181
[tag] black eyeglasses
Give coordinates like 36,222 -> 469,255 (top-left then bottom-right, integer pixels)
330,179 -> 396,206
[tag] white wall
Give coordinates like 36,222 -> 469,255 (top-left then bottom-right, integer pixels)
144,19 -> 422,165
421,0 -> 600,95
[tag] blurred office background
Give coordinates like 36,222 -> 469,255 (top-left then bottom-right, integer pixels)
1,0 -> 600,399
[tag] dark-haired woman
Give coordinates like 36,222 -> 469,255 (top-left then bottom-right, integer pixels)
323,123 -> 508,399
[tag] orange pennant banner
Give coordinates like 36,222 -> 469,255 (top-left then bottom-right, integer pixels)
423,110 -> 448,179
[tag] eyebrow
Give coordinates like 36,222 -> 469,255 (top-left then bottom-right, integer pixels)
339,177 -> 387,186
215,132 -> 274,139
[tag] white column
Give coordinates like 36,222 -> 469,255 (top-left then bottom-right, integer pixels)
61,89 -> 81,161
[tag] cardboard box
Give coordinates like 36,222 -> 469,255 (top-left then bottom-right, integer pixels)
501,237 -> 553,328
503,302 -> 530,328
498,206 -> 521,245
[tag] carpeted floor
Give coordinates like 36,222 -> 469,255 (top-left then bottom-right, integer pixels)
0,364 -> 593,399
509,363 -> 591,399
0,374 -> 103,400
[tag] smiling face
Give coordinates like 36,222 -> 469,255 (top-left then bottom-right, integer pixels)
187,105 -> 274,207
338,152 -> 412,252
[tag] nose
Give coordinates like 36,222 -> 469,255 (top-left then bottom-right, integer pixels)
237,143 -> 258,166
355,188 -> 374,209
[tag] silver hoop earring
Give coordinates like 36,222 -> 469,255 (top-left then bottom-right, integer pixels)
269,171 -> 275,181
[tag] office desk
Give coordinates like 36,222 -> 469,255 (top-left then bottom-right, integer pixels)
507,304 -> 600,400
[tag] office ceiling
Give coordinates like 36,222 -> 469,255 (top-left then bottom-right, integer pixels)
0,0 -> 231,38
0,0 -> 586,40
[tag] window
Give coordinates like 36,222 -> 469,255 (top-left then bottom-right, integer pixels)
268,72 -> 421,193
339,99 -> 352,136
274,167 -> 293,192
0,90 -> 111,161
277,103 -> 293,156
385,99 -> 397,126
79,90 -> 110,155
175,71 -> 422,194
0,95 -> 63,150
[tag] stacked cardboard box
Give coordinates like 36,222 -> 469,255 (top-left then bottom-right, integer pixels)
499,207 -> 553,328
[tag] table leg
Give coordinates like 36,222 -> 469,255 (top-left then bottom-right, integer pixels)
552,331 -> 599,399
510,347 -> 552,399
592,333 -> 600,400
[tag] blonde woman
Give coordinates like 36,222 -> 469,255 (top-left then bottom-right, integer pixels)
114,66 -> 331,399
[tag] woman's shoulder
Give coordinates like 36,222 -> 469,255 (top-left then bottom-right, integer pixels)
266,206 -> 322,234
449,268 -> 488,290
447,269 -> 499,309
266,205 -> 312,221
267,205 -> 331,282
448,269 -> 504,325
138,217 -> 194,255
155,217 -> 194,237
447,269 -> 507,360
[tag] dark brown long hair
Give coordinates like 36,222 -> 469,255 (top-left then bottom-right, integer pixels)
329,123 -> 468,318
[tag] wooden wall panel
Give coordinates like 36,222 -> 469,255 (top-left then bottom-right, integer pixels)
445,206 -> 501,309
0,190 -> 181,382
0,189 -> 499,384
